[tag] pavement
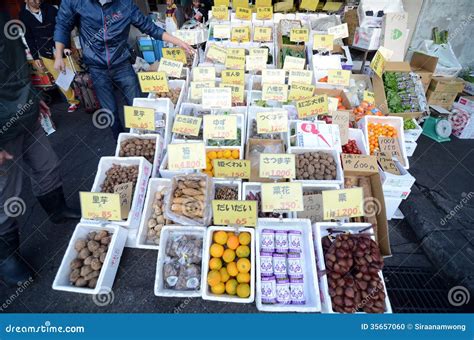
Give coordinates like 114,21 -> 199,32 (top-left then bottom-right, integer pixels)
0,90 -> 472,313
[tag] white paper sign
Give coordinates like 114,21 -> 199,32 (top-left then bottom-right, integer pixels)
327,23 -> 349,40
56,67 -> 75,91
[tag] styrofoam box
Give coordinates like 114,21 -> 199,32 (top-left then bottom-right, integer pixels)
81,157 -> 151,230
358,115 -> 409,169
357,0 -> 404,28
249,90 -> 282,108
148,79 -> 187,117
379,158 -> 415,193
385,196 -> 404,220
205,113 -> 246,150
207,20 -> 231,42
136,178 -> 171,250
405,140 -> 417,157
290,147 -> 344,186
171,102 -> 205,143
347,128 -> 370,155
159,151 -> 199,179
154,225 -> 206,297
287,120 -> 342,153
213,178 -> 242,200
256,218 -> 321,312
291,183 -> 341,220
186,80 -> 249,109
52,223 -> 127,295
403,118 -> 423,142
115,133 -> 164,178
201,226 -> 256,303
246,106 -> 287,141
312,222 -> 393,313
242,182 -> 290,219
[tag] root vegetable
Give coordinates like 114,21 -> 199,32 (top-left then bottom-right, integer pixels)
74,240 -> 86,252
78,248 -> 91,260
70,259 -> 83,270
75,278 -> 88,287
87,240 -> 100,252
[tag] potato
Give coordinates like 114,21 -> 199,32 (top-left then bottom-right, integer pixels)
87,240 -> 100,252
91,258 -> 102,271
74,239 -> 86,252
69,268 -> 80,282
88,277 -> 98,289
75,278 -> 88,287
78,248 -> 91,260
80,265 -> 93,277
70,259 -> 83,270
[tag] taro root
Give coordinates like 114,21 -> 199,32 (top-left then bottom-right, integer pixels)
119,138 -> 156,163
74,239 -> 86,252
146,188 -> 170,245
100,164 -> 139,195
70,259 -> 83,270
295,152 -> 337,180
167,176 -> 209,224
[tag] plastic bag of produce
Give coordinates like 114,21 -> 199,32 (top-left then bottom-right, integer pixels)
416,40 -> 462,77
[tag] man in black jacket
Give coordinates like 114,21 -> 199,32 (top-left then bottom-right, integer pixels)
19,0 -> 80,113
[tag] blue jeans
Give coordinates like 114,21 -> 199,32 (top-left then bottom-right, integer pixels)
89,62 -> 141,139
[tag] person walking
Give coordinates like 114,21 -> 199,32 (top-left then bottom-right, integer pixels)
53,0 -> 195,140
19,0 -> 80,113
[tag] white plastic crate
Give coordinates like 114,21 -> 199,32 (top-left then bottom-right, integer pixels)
213,178 -> 242,200
205,113 -> 246,150
346,128 -> 370,155
249,90 -> 282,108
201,226 -> 256,304
385,196 -> 404,220
52,223 -> 127,295
255,218 -> 321,312
81,157 -> 151,230
405,140 -> 417,157
148,79 -> 187,117
246,106 -> 287,141
313,222 -> 393,313
158,151 -> 199,179
403,118 -> 423,142
154,225 -> 206,297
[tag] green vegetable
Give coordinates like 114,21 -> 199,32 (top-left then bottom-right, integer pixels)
404,119 -> 417,130
208,128 -> 241,146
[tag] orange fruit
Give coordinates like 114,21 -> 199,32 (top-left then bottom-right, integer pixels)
222,249 -> 236,263
236,272 -> 250,283
238,232 -> 251,246
223,150 -> 231,158
227,235 -> 240,250
211,282 -> 225,294
219,267 -> 230,283
216,151 -> 223,158
236,283 -> 250,298
210,243 -> 224,258
236,245 -> 250,258
207,270 -> 221,287
237,258 -> 251,273
213,231 -> 228,245
227,262 -> 239,276
225,279 -> 238,295
208,151 -> 217,160
209,257 -> 222,270
227,231 -> 235,238
231,150 -> 239,159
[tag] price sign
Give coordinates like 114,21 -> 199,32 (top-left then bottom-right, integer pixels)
113,182 -> 133,219
190,81 -> 214,100
259,153 -> 296,178
370,50 -> 386,78
213,24 -> 231,39
203,115 -> 237,140
202,87 -> 232,108
290,28 -> 309,43
212,200 -> 257,227
363,90 -> 375,104
124,106 -> 155,130
298,194 -> 323,224
246,55 -> 267,71
327,69 -> 351,86
193,66 -> 216,82
167,142 -> 206,170
214,0 -> 229,7
341,154 -> 378,173
296,95 -> 329,119
225,54 -> 245,69
377,153 -> 401,175
283,56 -> 306,70
233,0 -> 249,9
172,114 -> 202,137
256,0 -> 271,7
378,137 -> 405,166
220,83 -> 245,104
323,1 -> 342,11
213,159 -> 250,179
288,69 -> 313,85
254,26 -> 272,42
227,48 -> 245,58
262,83 -> 288,102
250,47 -> 268,58
158,58 -> 183,78
161,48 -> 187,64
137,72 -> 169,93
212,6 -> 228,21
80,192 -> 122,221
221,69 -> 245,85
322,187 -> 364,220
256,110 -> 288,134
207,45 -> 227,64
288,83 -> 316,101
256,7 -> 273,20
327,23 -> 349,40
313,34 -> 334,51
173,30 -> 195,45
236,7 -> 252,21
300,0 -> 319,11
261,182 -> 304,212
262,69 -> 286,85
332,110 -> 350,144
231,26 -> 250,42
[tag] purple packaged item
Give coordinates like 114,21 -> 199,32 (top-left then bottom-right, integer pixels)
287,253 -> 304,279
272,253 -> 287,278
260,252 -> 273,276
261,229 -> 275,252
288,230 -> 302,253
261,276 -> 277,304
276,278 -> 291,304
290,278 -> 306,305
275,230 -> 288,253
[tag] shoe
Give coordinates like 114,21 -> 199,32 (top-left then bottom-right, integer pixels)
67,103 -> 79,113
37,186 -> 81,224
0,230 -> 34,288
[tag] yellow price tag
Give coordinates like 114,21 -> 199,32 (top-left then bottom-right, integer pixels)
212,6 -> 228,21
213,159 -> 250,179
124,106 -> 156,130
137,72 -> 169,93
202,87 -> 232,108
262,83 -> 289,102
288,83 -> 316,101
231,26 -> 250,42
288,69 -> 313,85
225,54 -> 246,69
283,56 -> 306,70
233,0 -> 249,9
290,28 -> 309,43
313,34 -> 334,51
80,192 -> 122,221
207,45 -> 227,64
220,83 -> 245,104
193,66 -> 216,82
214,0 -> 229,7
253,26 -> 272,42
296,95 -> 329,119
300,0 -> 319,11
261,182 -> 304,212
256,7 -> 273,20
363,90 -> 375,104
172,114 -> 202,137
259,154 -> 296,178
212,200 -> 257,227
167,142 -> 206,170
370,50 -> 386,78
236,7 -> 252,20
227,48 -> 245,58
327,69 -> 351,86
256,0 -> 271,7
161,48 -> 187,64
190,81 -> 214,100
262,69 -> 286,85
323,1 -> 342,11
203,115 -> 237,140
256,110 -> 288,134
246,55 -> 267,71
213,24 -> 231,39
158,58 -> 183,79
322,187 -> 364,220
221,69 -> 245,85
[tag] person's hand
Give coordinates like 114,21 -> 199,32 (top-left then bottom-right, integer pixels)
34,59 -> 44,71
0,150 -> 13,165
178,40 -> 196,56
39,100 -> 51,119
64,48 -> 72,56
54,56 -> 65,73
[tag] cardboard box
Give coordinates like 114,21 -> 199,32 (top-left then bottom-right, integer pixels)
410,52 -> 438,93
352,27 -> 381,50
426,90 -> 457,109
246,138 -> 285,183
429,77 -> 465,93
313,88 -> 352,109
380,12 -> 408,61
344,8 -> 359,46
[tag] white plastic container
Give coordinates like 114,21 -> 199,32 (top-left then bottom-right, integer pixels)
213,178 -> 242,200
52,223 -> 127,295
291,183 -> 341,221
385,196 -> 404,220
115,133 -> 164,178
81,157 -> 152,230
136,178 -> 171,250
287,120 -> 342,153
403,118 -> 423,142
346,128 -> 370,155
312,222 -> 393,313
154,225 -> 206,297
404,140 -> 417,157
249,90 -> 282,108
148,79 -> 187,117
201,226 -> 256,303
256,218 -> 321,312
246,106 -> 287,141
205,113 -> 246,150
158,151 -> 199,179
